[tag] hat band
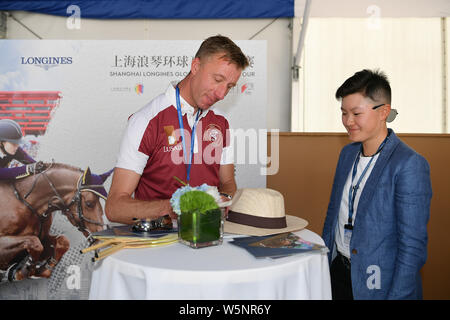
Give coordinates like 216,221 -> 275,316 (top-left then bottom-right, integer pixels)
227,210 -> 287,229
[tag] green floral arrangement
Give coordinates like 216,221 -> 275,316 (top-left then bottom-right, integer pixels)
170,183 -> 221,215
170,181 -> 224,248
179,190 -> 219,214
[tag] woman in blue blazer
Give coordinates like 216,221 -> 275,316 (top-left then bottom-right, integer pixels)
322,69 -> 432,300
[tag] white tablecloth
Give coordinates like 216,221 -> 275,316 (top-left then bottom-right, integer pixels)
88,229 -> 331,300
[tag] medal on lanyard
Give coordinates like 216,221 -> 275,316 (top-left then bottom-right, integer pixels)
175,85 -> 201,183
344,136 -> 388,244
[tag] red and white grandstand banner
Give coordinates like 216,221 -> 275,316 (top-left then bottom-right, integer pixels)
0,91 -> 61,135
0,40 -> 268,188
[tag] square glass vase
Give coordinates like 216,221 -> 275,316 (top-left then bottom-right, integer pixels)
178,207 -> 224,249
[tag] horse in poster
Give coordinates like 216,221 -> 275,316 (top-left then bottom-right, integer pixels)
0,162 -> 112,282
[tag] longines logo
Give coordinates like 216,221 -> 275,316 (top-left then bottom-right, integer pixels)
21,56 -> 73,70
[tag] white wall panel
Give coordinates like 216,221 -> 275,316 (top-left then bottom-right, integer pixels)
446,18 -> 450,133
296,18 -> 443,133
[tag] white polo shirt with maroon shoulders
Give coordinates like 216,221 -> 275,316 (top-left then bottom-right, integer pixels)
116,82 -> 234,201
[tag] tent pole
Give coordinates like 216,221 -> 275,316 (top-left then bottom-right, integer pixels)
292,0 -> 312,81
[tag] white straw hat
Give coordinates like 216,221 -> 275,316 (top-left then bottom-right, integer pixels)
224,188 -> 308,236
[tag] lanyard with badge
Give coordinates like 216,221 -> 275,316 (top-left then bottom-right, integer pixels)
175,85 -> 201,183
344,136 -> 388,246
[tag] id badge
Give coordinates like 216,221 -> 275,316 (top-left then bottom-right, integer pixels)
344,229 -> 352,246
344,224 -> 353,246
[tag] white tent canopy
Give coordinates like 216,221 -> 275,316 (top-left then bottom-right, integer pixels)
295,0 -> 450,17
294,0 -> 450,64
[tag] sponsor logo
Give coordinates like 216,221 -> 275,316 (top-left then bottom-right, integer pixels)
21,56 -> 73,70
164,125 -> 177,146
228,82 -> 255,96
240,82 -> 254,94
203,123 -> 222,145
163,145 -> 182,153
135,83 -> 144,95
110,84 -> 144,94
110,87 -> 131,93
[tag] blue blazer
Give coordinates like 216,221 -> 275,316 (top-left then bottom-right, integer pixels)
322,129 -> 432,299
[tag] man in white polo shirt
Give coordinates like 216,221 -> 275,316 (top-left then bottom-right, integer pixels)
106,35 -> 249,224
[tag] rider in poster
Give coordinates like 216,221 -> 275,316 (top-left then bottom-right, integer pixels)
0,119 -> 45,179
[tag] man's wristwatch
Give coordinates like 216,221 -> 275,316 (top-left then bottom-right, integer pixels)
219,192 -> 233,200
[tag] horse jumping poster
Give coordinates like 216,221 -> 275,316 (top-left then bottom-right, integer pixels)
0,40 -> 267,299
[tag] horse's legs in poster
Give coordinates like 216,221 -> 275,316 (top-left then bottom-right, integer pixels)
0,235 -> 43,282
34,234 -> 70,278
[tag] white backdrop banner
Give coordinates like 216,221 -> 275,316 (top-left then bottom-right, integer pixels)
0,40 -> 267,299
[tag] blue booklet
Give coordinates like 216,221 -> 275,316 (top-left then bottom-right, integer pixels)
230,232 -> 328,259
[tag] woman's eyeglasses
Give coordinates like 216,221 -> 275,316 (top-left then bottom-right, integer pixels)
372,103 -> 398,122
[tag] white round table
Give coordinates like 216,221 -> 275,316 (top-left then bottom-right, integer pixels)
88,229 -> 332,300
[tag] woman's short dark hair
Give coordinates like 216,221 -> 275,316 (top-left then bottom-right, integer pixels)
195,35 -> 249,70
335,69 -> 391,104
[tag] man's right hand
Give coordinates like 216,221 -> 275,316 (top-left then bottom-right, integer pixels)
159,199 -> 177,220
